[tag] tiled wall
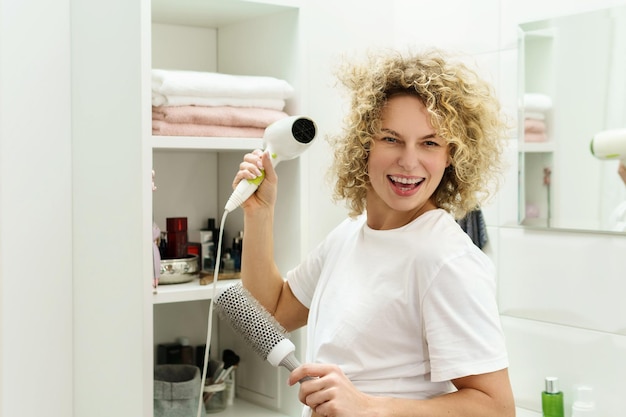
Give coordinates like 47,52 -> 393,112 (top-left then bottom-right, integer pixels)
392,0 -> 626,415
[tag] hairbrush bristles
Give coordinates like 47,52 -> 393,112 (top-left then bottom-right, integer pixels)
214,282 -> 289,360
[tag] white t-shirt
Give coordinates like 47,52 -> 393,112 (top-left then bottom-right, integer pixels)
287,209 -> 508,402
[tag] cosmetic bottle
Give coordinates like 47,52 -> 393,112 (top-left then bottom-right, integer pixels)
222,252 -> 235,274
232,230 -> 243,271
207,217 -> 219,250
177,337 -> 194,365
572,385 -> 596,417
542,376 -> 564,417
166,217 -> 188,259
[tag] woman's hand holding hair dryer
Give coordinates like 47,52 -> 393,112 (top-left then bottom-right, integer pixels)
232,149 -> 278,211
619,162 -> 626,185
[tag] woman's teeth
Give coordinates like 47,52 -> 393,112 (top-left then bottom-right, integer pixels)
389,175 -> 422,185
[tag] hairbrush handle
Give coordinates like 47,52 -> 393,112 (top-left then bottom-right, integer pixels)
278,348 -> 314,383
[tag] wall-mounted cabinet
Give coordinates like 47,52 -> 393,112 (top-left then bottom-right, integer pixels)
518,27 -> 556,227
149,1 -> 305,415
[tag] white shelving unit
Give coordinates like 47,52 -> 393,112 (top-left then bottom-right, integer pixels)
68,1 -> 389,416
148,1 -> 305,416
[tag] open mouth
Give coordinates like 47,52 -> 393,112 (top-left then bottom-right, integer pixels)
388,175 -> 424,193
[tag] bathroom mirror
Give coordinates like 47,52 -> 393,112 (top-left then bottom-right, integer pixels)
518,6 -> 626,233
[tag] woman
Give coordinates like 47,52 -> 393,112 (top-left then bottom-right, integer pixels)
232,49 -> 515,417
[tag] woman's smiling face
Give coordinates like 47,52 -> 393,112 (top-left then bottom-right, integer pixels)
366,94 -> 451,229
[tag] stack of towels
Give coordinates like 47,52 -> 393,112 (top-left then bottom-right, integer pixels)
523,93 -> 552,143
151,69 -> 294,137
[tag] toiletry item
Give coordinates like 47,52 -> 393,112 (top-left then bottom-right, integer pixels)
177,337 -> 194,365
542,376 -> 564,417
187,242 -> 202,270
232,231 -> 243,271
159,231 -> 167,258
157,343 -> 183,364
207,218 -> 219,248
202,241 -> 215,271
222,252 -> 235,274
572,385 -> 596,417
166,217 -> 188,259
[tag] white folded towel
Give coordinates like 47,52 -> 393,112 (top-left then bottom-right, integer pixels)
151,93 -> 287,110
152,69 -> 294,100
524,93 -> 553,112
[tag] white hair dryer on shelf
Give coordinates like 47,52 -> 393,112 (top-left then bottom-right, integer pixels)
224,115 -> 317,213
590,128 -> 626,232
590,128 -> 626,162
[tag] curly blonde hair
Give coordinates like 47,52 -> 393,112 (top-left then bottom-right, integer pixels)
328,49 -> 508,219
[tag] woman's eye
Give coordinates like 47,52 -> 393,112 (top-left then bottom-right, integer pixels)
382,136 -> 398,143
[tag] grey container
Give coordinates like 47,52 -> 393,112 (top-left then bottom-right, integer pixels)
154,364 -> 206,417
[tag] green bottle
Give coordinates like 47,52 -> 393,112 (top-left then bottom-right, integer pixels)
542,377 -> 564,417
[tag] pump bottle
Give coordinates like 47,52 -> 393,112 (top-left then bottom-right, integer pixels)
572,385 -> 596,417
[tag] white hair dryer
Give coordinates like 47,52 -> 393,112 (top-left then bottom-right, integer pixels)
224,115 -> 317,212
590,128 -> 626,162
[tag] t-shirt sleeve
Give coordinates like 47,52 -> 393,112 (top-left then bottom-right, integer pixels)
422,251 -> 509,382
286,239 -> 325,309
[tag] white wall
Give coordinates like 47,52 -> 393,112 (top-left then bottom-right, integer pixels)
0,0 -> 73,416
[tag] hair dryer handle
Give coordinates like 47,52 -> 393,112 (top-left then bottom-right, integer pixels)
224,171 -> 265,213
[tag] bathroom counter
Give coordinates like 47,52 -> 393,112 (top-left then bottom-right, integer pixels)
516,407 -> 541,417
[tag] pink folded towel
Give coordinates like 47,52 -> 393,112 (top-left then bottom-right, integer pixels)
524,132 -> 548,143
152,120 -> 265,138
524,118 -> 547,134
152,106 -> 288,128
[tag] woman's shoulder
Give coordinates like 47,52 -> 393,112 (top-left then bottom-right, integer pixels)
410,209 -> 484,255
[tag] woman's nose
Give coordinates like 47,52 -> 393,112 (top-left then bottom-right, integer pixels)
397,147 -> 420,170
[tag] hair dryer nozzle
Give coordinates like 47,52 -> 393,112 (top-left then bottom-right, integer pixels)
291,117 -> 316,144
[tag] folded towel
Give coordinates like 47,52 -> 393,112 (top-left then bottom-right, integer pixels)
524,111 -> 546,120
524,132 -> 548,142
524,93 -> 552,112
524,118 -> 547,134
151,93 -> 287,110
152,69 -> 294,100
152,105 -> 288,128
457,208 -> 488,250
152,119 -> 265,138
